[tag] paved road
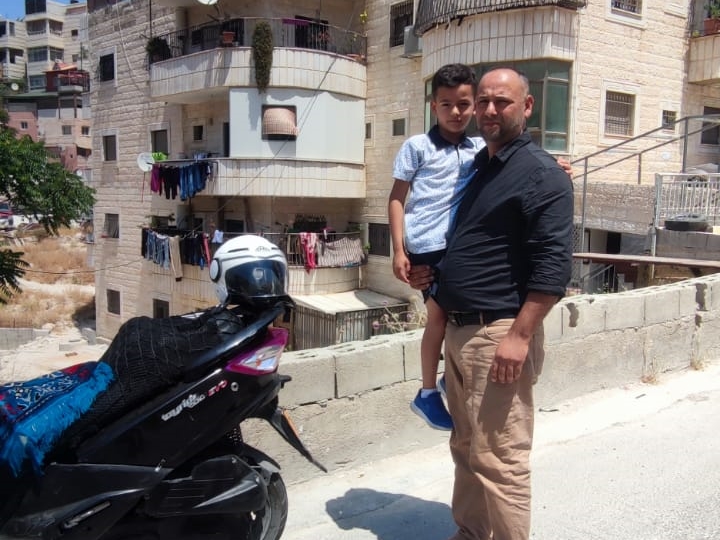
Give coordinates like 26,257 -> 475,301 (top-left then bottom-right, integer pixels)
283,363 -> 720,540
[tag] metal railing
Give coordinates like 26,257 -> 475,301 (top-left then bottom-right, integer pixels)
573,114 -> 720,255
572,263 -> 618,294
654,174 -> 720,227
148,17 -> 367,65
223,231 -> 366,268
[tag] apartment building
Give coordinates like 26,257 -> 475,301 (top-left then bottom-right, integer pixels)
87,0 -> 720,341
2,0 -> 92,177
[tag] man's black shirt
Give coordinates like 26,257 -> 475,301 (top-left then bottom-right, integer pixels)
433,132 -> 574,313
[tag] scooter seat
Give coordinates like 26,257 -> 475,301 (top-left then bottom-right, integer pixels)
0,361 -> 115,478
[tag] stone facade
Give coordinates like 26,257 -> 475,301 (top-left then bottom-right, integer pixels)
89,0 -> 720,339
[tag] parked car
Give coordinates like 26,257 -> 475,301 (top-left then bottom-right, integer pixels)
0,201 -> 13,229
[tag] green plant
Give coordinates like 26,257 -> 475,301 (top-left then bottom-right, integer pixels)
252,21 -> 273,93
707,0 -> 720,19
146,36 -> 172,62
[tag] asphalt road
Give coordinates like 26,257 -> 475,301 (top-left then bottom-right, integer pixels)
282,363 -> 720,540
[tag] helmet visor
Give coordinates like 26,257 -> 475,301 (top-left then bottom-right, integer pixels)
225,259 -> 287,301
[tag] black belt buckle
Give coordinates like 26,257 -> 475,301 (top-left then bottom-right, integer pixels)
449,311 -> 481,327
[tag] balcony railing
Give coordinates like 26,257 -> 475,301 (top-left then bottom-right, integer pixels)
57,72 -> 90,92
252,231 -> 365,268
144,229 -> 365,269
148,17 -> 367,65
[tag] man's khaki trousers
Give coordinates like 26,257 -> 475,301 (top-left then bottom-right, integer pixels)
444,319 -> 542,540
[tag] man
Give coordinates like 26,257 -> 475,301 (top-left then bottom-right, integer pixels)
411,67 -> 574,540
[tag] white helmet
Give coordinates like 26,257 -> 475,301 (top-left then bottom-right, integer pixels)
209,235 -> 289,309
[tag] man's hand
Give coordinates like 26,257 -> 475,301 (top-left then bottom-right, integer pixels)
407,264 -> 434,291
557,157 -> 573,179
491,332 -> 529,384
392,252 -> 411,283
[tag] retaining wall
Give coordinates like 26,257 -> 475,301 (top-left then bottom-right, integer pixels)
279,274 -> 720,410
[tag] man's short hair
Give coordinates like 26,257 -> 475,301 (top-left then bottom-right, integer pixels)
480,66 -> 530,96
431,63 -> 478,98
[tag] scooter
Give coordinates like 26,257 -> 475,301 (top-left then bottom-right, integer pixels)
0,300 -> 325,540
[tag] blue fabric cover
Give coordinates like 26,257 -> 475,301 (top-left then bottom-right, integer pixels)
0,361 -> 114,476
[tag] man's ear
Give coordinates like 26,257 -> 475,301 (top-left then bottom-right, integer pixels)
524,94 -> 534,120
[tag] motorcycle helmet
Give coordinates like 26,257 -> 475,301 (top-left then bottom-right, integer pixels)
209,235 -> 289,309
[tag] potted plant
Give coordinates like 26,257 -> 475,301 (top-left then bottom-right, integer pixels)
704,0 -> 720,35
146,36 -> 172,62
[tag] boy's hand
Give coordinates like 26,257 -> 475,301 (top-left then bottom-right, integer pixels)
392,252 -> 411,283
557,157 -> 573,179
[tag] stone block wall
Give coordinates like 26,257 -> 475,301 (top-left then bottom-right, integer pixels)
280,275 -> 720,409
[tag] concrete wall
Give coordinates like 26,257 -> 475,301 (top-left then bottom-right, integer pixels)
0,328 -> 49,351
279,274 -> 720,410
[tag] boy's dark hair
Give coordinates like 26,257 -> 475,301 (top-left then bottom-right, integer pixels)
431,64 -> 478,98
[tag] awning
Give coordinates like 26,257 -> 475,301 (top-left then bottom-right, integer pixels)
292,290 -> 407,315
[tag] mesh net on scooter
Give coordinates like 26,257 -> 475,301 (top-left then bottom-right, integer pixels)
54,307 -> 245,452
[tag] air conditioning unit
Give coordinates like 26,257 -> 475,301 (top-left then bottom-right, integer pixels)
402,25 -> 422,58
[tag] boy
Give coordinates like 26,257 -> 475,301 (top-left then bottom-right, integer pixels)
388,63 -> 485,430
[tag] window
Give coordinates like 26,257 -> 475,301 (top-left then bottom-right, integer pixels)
262,106 -> 298,140
151,129 -> 168,154
192,125 -> 204,141
26,0 -> 47,15
612,0 -> 641,15
390,1 -> 413,47
0,22 -> 15,37
107,289 -> 120,315
71,29 -> 79,38
104,213 -> 119,238
28,47 -> 48,62
661,110 -> 677,131
153,299 -> 170,319
368,223 -> 391,257
435,61 -> 570,152
26,20 -> 46,35
49,47 -> 64,61
103,134 -> 117,161
20,121 -> 28,130
225,219 -> 245,233
392,118 -> 406,136
605,91 -> 635,137
81,126 -> 90,136
62,125 -> 72,135
98,53 -> 115,81
701,106 -> 720,145
365,122 -> 372,140
29,75 -> 45,90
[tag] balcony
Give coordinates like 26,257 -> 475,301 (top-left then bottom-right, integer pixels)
148,17 -> 367,103
414,0 -> 587,34
688,32 -> 720,85
57,72 -> 90,93
143,230 -> 365,295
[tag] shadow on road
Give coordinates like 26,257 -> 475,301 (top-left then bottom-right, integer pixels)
325,487 -> 455,539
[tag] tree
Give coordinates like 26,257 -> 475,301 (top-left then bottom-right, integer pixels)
0,126 -> 95,303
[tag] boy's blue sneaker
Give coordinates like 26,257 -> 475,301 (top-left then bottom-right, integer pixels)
438,375 -> 447,399
411,390 -> 453,431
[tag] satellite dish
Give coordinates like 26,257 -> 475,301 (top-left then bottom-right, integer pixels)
137,152 -> 155,172
196,0 -> 218,4
10,83 -> 19,91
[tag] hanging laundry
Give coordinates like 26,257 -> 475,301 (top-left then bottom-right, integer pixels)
299,232 -> 318,272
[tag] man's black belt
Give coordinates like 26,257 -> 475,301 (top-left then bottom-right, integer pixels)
447,310 -> 517,327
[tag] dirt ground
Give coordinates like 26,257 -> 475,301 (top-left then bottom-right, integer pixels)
0,323 -> 109,383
